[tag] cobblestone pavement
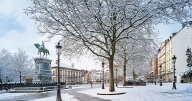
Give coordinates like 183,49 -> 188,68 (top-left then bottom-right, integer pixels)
2,83 -> 110,101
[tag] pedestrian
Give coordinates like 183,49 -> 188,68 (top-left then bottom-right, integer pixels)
90,81 -> 93,88
3,84 -> 8,92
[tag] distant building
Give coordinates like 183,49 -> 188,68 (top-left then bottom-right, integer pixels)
21,75 -> 33,83
82,66 -> 123,84
149,55 -> 158,81
51,61 -> 82,84
83,72 -> 91,83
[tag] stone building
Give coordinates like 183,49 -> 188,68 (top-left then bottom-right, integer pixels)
51,62 -> 82,84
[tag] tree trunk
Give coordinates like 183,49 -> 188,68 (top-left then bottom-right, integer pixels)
108,58 -> 115,92
123,57 -> 126,86
133,70 -> 136,80
20,71 -> 21,83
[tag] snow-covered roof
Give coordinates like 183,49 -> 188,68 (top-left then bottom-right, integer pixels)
51,63 -> 80,70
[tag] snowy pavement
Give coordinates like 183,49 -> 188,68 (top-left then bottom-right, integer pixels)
0,83 -> 191,101
79,83 -> 192,101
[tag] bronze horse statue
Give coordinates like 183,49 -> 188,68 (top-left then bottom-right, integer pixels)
34,43 -> 50,57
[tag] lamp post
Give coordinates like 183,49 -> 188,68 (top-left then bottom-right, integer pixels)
56,42 -> 62,101
172,55 -> 177,89
154,70 -> 156,85
0,75 -> 2,90
160,65 -> 162,86
107,70 -> 109,83
151,72 -> 153,84
116,68 -> 118,87
102,61 -> 105,89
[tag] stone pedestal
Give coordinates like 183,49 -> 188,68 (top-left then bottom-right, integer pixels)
33,57 -> 52,83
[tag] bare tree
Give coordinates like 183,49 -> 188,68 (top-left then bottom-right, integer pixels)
0,49 -> 13,87
12,48 -> 34,83
116,34 -> 158,86
25,0 -> 192,92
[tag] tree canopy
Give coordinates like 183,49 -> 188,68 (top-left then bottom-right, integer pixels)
0,48 -> 34,83
181,47 -> 192,77
25,0 -> 192,92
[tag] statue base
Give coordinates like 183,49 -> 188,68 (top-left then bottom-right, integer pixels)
33,57 -> 52,83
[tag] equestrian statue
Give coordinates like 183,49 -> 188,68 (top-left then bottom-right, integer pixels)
34,41 -> 50,57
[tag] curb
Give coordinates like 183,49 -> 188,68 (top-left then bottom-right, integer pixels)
97,92 -> 126,95
117,86 -> 133,88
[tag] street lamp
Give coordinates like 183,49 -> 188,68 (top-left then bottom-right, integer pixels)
56,42 -> 62,101
102,61 -> 105,89
160,65 -> 162,86
151,72 -> 153,84
0,76 -> 2,90
172,55 -> 177,89
116,68 -> 118,87
154,70 -> 156,85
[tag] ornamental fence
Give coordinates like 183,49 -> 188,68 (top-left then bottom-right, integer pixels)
3,82 -> 65,89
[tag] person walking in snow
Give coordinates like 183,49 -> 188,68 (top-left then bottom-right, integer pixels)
90,81 -> 93,88
3,84 -> 8,92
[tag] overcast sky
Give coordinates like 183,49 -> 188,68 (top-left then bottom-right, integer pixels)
0,0 -> 182,70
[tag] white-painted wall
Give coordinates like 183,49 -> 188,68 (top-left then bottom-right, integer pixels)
173,25 -> 192,82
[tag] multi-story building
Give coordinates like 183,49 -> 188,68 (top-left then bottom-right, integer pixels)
82,66 -> 123,84
158,37 -> 173,82
51,61 -> 82,84
83,72 -> 91,83
152,21 -> 192,83
149,56 -> 158,81
84,69 -> 102,83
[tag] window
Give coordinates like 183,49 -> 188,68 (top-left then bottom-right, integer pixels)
60,70 -> 62,75
60,77 -> 62,82
53,77 -> 56,82
52,71 -> 56,75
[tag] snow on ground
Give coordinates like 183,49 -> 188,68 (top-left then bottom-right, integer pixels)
29,93 -> 79,101
0,83 -> 192,101
0,91 -> 34,100
79,83 -> 192,101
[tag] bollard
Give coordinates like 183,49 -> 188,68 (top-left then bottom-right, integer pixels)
43,87 -> 46,92
63,85 -> 66,89
69,85 -> 72,89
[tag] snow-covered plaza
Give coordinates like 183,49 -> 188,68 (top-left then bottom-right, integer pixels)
0,83 -> 191,101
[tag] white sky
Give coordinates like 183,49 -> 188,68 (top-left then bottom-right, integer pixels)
0,0 -> 182,70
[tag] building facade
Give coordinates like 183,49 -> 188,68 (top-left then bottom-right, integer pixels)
158,37 -> 173,82
149,56 -> 158,82
151,21 -> 192,83
82,67 -> 123,84
51,62 -> 82,84
172,23 -> 192,82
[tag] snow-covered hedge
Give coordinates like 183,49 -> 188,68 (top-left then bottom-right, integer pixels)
126,77 -> 134,84
125,76 -> 146,84
135,76 -> 146,84
180,67 -> 192,77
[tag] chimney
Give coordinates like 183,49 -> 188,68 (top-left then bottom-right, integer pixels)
71,63 -> 74,68
56,60 -> 58,64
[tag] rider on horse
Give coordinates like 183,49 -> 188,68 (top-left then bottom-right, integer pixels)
34,41 -> 50,57
41,41 -> 45,49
